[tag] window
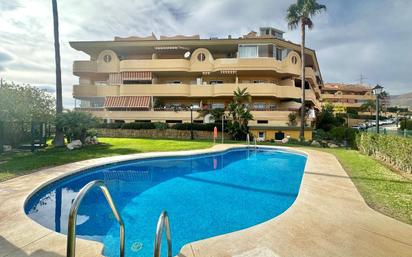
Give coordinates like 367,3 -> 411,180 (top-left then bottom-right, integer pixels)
275,131 -> 285,140
79,98 -> 104,108
258,44 -> 273,57
258,132 -> 265,139
291,56 -> 298,64
257,120 -> 268,124
238,45 -> 258,58
197,53 -> 206,61
210,80 -> 224,85
103,54 -> 112,63
167,80 -> 182,84
123,80 -> 152,84
211,103 -> 225,109
135,120 -> 151,123
166,120 -> 182,123
239,44 -> 274,58
253,102 -> 266,109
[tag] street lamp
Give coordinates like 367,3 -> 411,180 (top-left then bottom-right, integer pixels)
373,84 -> 383,133
190,105 -> 194,140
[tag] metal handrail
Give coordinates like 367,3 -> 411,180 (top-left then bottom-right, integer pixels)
67,180 -> 125,257
153,211 -> 172,257
254,137 -> 257,148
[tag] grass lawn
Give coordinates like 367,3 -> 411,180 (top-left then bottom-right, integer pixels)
0,138 -> 213,182
318,148 -> 412,225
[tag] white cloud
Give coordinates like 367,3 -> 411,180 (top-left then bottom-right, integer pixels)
1,0 -> 411,109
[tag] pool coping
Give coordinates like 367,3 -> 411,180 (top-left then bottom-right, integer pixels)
0,144 -> 411,257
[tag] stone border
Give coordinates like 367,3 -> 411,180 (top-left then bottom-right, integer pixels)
0,145 -> 411,257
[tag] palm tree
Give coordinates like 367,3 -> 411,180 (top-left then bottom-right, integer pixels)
52,0 -> 65,146
286,0 -> 326,141
361,100 -> 376,116
233,87 -> 252,104
226,88 -> 254,140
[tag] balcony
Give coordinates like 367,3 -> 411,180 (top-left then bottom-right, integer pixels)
73,83 -> 320,106
76,107 -> 294,125
120,59 -> 191,72
321,93 -> 374,101
72,58 -> 319,85
73,61 -> 97,74
73,84 -> 119,98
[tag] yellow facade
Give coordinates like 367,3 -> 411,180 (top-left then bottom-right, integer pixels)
70,28 -> 323,140
250,128 -> 313,141
321,83 -> 374,109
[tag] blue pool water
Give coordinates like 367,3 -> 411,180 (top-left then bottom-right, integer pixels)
25,148 -> 306,257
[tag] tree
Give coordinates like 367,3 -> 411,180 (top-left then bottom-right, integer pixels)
361,100 -> 376,116
288,112 -> 298,126
52,0 -> 65,146
0,82 -> 55,122
286,0 -> 326,141
233,87 -> 251,104
227,88 -> 254,140
380,90 -> 390,112
315,103 -> 344,131
55,111 -> 99,143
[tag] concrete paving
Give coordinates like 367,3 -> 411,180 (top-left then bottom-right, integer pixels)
0,145 -> 411,257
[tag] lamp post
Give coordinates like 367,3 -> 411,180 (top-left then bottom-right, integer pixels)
373,84 -> 383,134
190,105 -> 194,140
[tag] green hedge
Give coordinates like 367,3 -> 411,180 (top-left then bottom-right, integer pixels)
171,123 -> 224,132
356,133 -> 412,173
121,122 -> 156,130
400,119 -> 412,130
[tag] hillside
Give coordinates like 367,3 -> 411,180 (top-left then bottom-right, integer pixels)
390,92 -> 412,107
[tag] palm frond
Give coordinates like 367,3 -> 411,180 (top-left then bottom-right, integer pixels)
286,3 -> 300,30
287,0 -> 326,30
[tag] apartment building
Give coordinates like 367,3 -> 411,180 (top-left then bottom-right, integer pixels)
321,83 -> 374,109
70,27 -> 323,140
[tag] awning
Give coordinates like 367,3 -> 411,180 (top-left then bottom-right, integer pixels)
104,96 -> 151,108
122,72 -> 152,81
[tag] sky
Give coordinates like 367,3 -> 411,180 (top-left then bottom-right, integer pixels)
1,0 -> 412,108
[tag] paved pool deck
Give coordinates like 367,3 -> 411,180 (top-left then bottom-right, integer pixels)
0,145 -> 411,257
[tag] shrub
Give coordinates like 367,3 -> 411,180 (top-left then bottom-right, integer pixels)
315,104 -> 345,131
356,133 -> 412,173
313,129 -> 331,141
55,111 -> 99,143
154,122 -> 168,130
121,122 -> 155,130
96,123 -> 123,129
287,112 -> 298,126
171,123 -> 223,131
400,119 -> 412,130
329,127 -> 358,147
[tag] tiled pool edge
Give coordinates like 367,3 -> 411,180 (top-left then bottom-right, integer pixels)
1,145 -> 411,257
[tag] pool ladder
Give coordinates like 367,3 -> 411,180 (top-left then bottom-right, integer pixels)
66,180 -> 172,257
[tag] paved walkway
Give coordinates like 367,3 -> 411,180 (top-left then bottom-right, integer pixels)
0,145 -> 411,257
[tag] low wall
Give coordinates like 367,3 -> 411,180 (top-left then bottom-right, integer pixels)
96,128 -> 230,140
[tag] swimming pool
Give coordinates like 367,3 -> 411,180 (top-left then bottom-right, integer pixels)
25,147 -> 306,257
